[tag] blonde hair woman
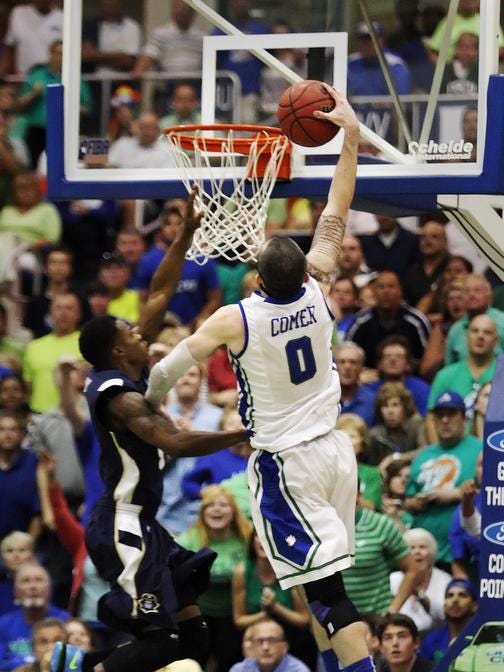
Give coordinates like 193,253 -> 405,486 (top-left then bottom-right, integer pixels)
176,485 -> 252,672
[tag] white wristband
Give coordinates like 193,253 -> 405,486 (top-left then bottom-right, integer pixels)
460,508 -> 481,537
145,340 -> 198,405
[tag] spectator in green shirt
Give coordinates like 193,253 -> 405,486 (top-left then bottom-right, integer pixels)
405,391 -> 481,568
343,490 -> 418,615
13,39 -> 92,167
444,273 -> 504,365
427,313 -> 497,442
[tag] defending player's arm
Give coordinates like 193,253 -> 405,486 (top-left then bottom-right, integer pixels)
306,88 -> 359,294
139,185 -> 203,343
108,388 -> 246,458
145,303 -> 241,405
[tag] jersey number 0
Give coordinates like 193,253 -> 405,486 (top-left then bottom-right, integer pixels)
285,336 -> 317,385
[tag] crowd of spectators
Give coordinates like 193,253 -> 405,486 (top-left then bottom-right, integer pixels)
0,1 -> 500,672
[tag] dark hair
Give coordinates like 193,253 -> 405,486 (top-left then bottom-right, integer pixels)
361,612 -> 384,637
445,254 -> 473,274
333,276 -> 359,299
378,613 -> 418,641
419,212 -> 449,226
257,237 -> 306,299
384,458 -> 411,486
0,373 -> 29,399
376,334 -> 412,363
0,409 -> 26,432
79,316 -> 118,369
44,245 -> 74,263
100,251 -> 127,268
86,280 -> 110,298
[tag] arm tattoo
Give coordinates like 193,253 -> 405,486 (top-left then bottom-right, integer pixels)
306,263 -> 338,287
307,214 -> 345,283
311,214 -> 345,257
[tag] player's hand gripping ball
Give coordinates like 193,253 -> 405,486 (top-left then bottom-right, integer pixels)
277,80 -> 341,147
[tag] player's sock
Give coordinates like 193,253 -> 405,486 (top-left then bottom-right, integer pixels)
320,649 -> 340,672
342,656 -> 376,671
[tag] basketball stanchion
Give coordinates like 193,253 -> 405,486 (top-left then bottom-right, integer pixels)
163,124 -> 291,263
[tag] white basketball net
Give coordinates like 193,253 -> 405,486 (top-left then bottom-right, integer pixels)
163,126 -> 290,263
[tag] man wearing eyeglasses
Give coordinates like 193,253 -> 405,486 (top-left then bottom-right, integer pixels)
230,619 -> 309,672
405,391 -> 481,573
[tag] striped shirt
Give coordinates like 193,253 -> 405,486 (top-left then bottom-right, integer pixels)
343,508 -> 409,614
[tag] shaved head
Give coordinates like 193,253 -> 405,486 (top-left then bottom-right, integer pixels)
257,237 -> 306,299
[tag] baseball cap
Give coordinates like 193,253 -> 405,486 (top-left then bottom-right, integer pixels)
100,251 -> 127,268
355,21 -> 384,38
433,391 -> 466,413
445,578 -> 477,601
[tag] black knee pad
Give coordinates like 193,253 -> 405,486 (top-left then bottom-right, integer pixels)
304,572 -> 361,638
177,615 -> 209,666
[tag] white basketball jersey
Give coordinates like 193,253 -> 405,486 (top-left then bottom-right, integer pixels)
231,276 -> 341,451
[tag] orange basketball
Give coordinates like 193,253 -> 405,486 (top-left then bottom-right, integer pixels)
277,80 -> 340,147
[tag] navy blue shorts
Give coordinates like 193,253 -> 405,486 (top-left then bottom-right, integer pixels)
85,503 -> 216,634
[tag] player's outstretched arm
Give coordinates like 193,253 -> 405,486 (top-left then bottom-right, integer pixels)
139,185 -> 203,342
145,304 -> 241,405
306,88 -> 359,293
108,389 -> 246,458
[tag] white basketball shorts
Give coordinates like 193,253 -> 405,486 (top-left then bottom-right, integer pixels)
247,428 -> 357,590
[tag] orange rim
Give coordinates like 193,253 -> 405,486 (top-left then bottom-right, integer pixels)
163,123 -> 289,153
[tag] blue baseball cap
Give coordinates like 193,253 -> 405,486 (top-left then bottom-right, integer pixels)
355,21 -> 384,38
433,391 -> 466,413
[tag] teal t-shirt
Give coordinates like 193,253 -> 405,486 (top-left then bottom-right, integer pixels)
216,262 -> 250,305
406,435 -> 482,562
176,527 -> 247,617
20,65 -> 92,128
428,359 -> 496,416
445,308 -> 504,364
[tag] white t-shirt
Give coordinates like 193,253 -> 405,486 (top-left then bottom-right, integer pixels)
108,137 -> 176,169
390,566 -> 452,633
233,276 -> 341,451
96,17 -> 141,75
142,22 -> 203,75
4,4 -> 63,74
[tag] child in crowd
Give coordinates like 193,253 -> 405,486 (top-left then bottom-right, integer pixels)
369,382 -> 425,473
381,459 -> 414,531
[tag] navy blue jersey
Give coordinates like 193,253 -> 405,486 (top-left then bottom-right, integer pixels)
84,368 -> 166,517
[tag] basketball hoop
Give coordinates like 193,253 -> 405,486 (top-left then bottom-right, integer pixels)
163,124 -> 291,263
